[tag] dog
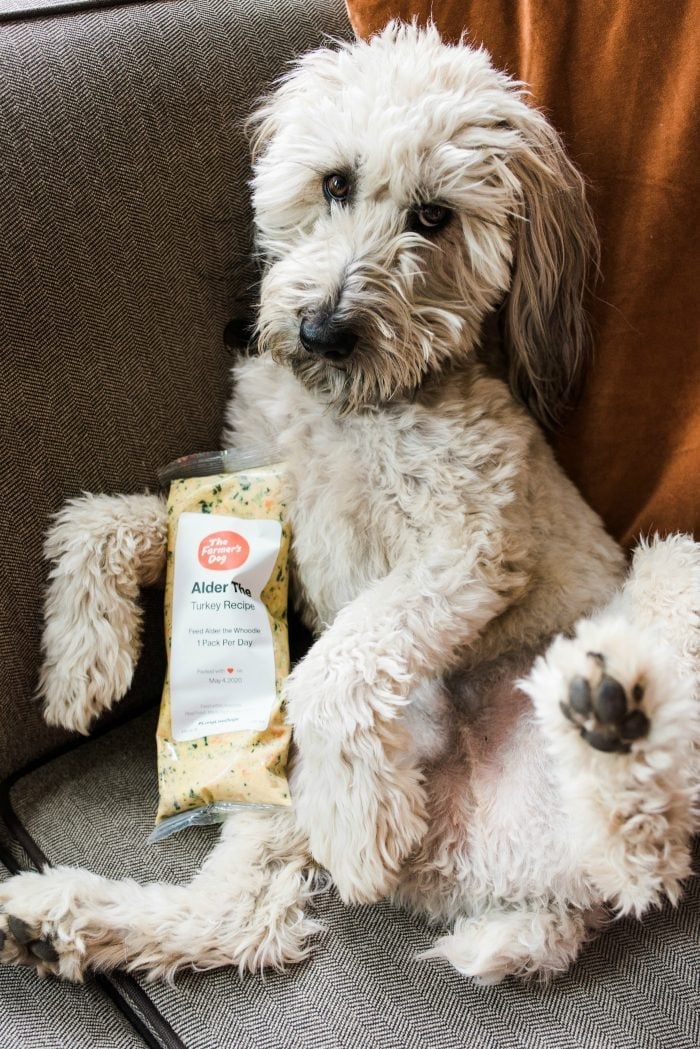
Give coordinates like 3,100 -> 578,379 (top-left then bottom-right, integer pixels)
1,22 -> 698,985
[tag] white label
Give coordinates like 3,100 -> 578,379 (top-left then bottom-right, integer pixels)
169,512 -> 282,741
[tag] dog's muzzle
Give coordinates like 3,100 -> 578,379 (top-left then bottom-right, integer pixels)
299,312 -> 357,361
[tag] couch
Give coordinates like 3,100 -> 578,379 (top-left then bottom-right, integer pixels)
0,1 -> 697,1046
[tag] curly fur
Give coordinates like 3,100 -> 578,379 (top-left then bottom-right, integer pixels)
2,23 -> 698,987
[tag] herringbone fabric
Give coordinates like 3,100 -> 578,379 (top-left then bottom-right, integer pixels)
0,0 -> 352,779
6,709 -> 700,1049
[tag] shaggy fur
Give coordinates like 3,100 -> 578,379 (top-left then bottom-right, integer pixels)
2,24 -> 698,985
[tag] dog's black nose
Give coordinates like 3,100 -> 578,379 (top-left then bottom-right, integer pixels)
299,314 -> 357,360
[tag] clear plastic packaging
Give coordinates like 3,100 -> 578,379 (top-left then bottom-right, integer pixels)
150,451 -> 292,843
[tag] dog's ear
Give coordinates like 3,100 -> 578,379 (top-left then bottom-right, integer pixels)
247,99 -> 280,164
500,104 -> 599,427
248,44 -> 345,163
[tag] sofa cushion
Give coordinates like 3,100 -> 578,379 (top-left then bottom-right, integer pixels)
5,709 -> 699,1049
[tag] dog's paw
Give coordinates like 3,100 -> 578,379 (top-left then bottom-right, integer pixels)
324,787 -> 427,906
38,491 -> 167,735
294,759 -> 426,905
525,614 -> 699,769
0,871 -> 87,981
524,615 -> 698,914
291,729 -> 427,905
39,646 -> 136,736
524,617 -> 661,757
560,651 -> 649,753
0,911 -> 61,974
422,906 -> 594,984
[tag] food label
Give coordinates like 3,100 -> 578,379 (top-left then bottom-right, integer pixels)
169,512 -> 282,741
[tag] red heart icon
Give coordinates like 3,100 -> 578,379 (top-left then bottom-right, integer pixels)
226,667 -> 234,674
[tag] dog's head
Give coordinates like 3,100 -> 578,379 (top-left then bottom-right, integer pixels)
250,22 -> 597,424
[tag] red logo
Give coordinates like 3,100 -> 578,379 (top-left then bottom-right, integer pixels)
198,530 -> 249,570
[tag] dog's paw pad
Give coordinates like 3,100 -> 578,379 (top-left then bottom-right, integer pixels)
0,913 -> 31,966
28,938 -> 59,963
560,652 -> 649,753
7,915 -> 35,945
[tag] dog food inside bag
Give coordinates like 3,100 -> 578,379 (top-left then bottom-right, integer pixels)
150,451 -> 292,842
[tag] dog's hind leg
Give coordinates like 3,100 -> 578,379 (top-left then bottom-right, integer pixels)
522,535 -> 700,917
38,492 -> 168,735
0,809 -> 320,982
423,902 -> 602,984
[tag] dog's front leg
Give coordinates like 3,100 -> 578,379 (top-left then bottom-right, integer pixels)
39,492 -> 167,734
287,539 -> 528,904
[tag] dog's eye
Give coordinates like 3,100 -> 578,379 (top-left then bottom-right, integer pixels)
323,173 -> 350,204
411,203 -> 451,233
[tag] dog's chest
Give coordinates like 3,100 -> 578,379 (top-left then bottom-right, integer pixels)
228,357 -> 463,629
281,408 -> 427,629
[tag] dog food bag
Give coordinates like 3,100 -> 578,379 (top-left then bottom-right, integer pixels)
150,451 -> 292,842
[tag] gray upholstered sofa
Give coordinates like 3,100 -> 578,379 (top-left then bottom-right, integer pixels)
0,1 -> 697,1046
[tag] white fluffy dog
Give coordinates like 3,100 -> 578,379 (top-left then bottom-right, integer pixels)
2,23 -> 698,985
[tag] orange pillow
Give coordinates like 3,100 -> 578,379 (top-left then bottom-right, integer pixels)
346,1 -> 700,548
